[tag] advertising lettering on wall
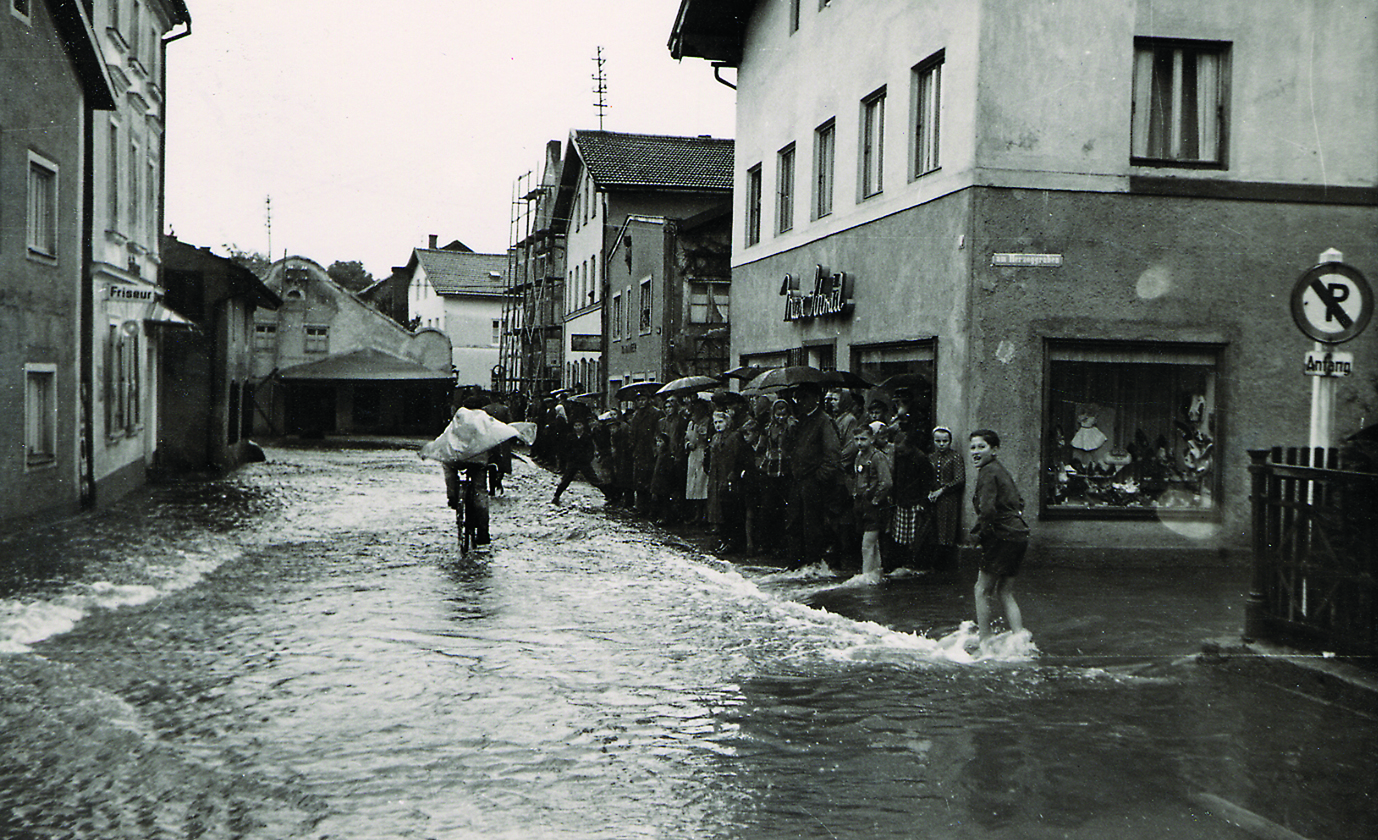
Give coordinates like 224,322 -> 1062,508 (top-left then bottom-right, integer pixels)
779,265 -> 854,322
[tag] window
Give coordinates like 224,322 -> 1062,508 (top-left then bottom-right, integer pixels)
860,87 -> 886,198
745,164 -> 762,246
612,292 -> 622,340
27,152 -> 58,258
105,322 -> 140,436
128,1 -> 142,68
813,119 -> 835,219
128,141 -> 140,239
912,51 -> 943,178
590,254 -> 597,303
12,0 -> 30,24
689,281 -> 730,324
638,277 -> 652,334
25,364 -> 56,467
789,0 -> 800,33
253,323 -> 277,351
1132,38 -> 1228,165
1044,341 -> 1221,515
107,122 -> 120,228
305,325 -> 329,353
491,319 -> 501,346
146,156 -> 156,242
777,143 -> 795,234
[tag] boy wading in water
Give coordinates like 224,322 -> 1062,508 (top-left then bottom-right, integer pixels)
968,429 -> 1030,646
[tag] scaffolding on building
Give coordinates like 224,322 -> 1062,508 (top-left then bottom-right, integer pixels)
500,167 -> 564,417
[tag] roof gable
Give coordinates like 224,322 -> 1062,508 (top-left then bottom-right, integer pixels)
572,130 -> 734,191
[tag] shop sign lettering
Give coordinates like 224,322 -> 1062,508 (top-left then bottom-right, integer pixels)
106,285 -> 158,302
779,265 -> 854,321
1304,350 -> 1353,377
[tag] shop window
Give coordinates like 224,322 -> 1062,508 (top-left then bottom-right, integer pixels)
688,281 -> 729,324
105,321 -> 141,437
24,363 -> 56,467
1131,38 -> 1228,166
1045,341 -> 1221,515
852,340 -> 936,428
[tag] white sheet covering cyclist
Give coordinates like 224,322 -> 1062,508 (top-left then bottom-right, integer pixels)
420,408 -> 537,547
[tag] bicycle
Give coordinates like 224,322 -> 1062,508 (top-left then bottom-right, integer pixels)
444,461 -> 486,558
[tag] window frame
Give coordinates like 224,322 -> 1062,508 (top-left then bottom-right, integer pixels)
745,163 -> 763,246
638,276 -> 652,335
688,280 -> 730,325
304,324 -> 329,354
12,0 -> 31,25
1131,37 -> 1230,169
859,87 -> 886,199
24,363 -> 57,469
611,292 -> 623,341
813,118 -> 836,220
26,151 -> 59,261
911,50 -> 944,180
253,322 -> 277,352
776,143 -> 796,234
1041,338 -> 1224,520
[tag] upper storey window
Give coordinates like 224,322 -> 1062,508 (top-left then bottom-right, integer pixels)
1131,39 -> 1229,167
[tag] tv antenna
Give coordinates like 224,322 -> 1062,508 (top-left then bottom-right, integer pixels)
265,195 -> 273,258
592,47 -> 608,129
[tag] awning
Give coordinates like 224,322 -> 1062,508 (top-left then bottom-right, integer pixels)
144,301 -> 195,327
277,348 -> 454,382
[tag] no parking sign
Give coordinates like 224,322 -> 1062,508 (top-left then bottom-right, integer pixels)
1290,261 -> 1373,344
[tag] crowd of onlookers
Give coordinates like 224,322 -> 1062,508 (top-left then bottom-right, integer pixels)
528,382 -> 968,577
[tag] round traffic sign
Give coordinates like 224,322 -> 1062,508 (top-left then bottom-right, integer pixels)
1291,262 -> 1372,343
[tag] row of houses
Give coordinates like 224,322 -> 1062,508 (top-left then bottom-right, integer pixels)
489,0 -> 1377,564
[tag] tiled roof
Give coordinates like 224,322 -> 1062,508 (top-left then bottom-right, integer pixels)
573,131 -> 734,191
415,250 -> 508,296
278,348 -> 451,381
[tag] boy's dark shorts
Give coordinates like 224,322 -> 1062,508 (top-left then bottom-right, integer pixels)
979,537 -> 1028,577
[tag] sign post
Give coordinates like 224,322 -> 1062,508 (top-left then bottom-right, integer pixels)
1290,249 -> 1372,450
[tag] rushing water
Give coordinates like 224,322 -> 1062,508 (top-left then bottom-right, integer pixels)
1,445 -> 1374,839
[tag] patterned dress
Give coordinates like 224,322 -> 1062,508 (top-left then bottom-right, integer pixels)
929,448 -> 966,546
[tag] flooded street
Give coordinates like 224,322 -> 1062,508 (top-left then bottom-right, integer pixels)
2,444 -> 1375,839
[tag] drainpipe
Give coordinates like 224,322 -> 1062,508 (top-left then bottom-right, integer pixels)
80,97 -> 96,508
711,63 -> 736,90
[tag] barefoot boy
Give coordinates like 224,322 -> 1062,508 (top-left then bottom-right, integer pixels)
968,429 -> 1030,643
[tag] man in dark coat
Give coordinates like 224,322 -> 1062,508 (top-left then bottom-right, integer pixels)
783,382 -> 843,568
628,393 -> 661,515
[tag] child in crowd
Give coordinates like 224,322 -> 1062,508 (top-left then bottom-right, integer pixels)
968,429 -> 1030,644
850,421 -> 893,581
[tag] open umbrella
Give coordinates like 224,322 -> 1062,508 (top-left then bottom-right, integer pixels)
877,372 -> 932,391
656,375 -> 720,396
570,391 -> 603,404
820,369 -> 873,389
743,365 -> 831,392
616,381 -> 664,400
720,365 -> 766,381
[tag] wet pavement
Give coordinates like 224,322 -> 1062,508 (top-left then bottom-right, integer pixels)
1,442 -> 1375,839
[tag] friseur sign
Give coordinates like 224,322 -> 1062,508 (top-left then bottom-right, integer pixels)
779,265 -> 854,321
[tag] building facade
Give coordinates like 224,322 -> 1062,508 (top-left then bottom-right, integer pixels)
87,0 -> 190,505
672,0 -> 1378,562
605,206 -> 732,391
1,0 -> 115,525
550,130 -> 734,398
157,235 -> 281,471
250,257 -> 453,436
399,240 -> 508,389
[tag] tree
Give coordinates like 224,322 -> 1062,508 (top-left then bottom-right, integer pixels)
223,244 -> 271,278
327,260 -> 375,292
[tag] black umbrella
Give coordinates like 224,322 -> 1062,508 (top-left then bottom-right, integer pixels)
720,365 -> 766,381
877,372 -> 932,391
616,381 -> 665,400
743,365 -> 831,392
820,369 -> 873,389
656,375 -> 720,396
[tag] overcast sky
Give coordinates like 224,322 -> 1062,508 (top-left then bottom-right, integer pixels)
164,0 -> 736,279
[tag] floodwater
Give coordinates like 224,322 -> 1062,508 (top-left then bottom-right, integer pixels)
1,445 -> 1374,839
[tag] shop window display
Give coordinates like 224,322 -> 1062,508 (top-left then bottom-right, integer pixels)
1045,343 -> 1219,514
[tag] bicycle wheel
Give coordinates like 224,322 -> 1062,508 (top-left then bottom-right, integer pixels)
456,493 -> 471,557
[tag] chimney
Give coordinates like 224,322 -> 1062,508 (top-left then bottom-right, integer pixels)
428,234 -> 438,249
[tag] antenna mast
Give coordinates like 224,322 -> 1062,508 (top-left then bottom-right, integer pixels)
592,47 -> 608,129
264,195 -> 273,259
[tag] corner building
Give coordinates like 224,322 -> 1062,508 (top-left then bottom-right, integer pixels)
672,0 -> 1378,562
